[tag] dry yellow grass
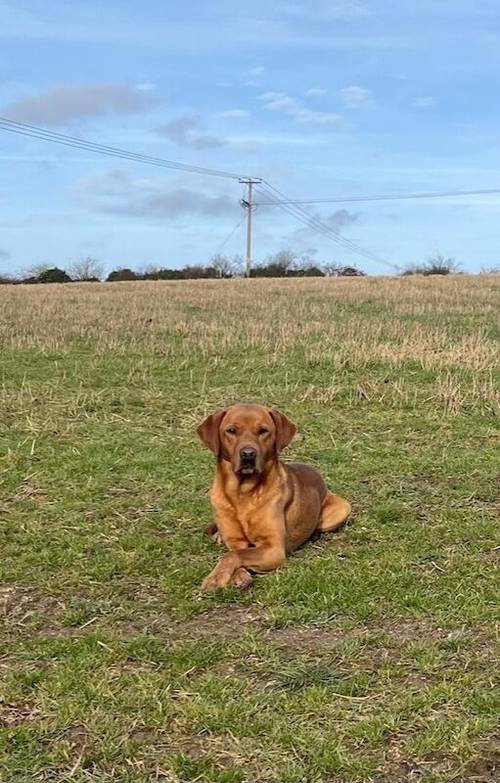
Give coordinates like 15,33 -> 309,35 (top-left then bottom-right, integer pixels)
1,275 -> 498,415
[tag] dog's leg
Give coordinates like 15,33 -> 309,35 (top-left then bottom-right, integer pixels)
203,513 -> 254,589
201,530 -> 286,591
222,536 -> 253,590
317,493 -> 351,532
203,523 -> 223,545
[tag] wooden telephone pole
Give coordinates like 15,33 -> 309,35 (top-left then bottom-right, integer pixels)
239,178 -> 262,277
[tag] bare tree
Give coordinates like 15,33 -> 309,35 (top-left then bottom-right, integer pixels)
69,257 -> 103,281
209,254 -> 236,278
22,262 -> 51,278
267,250 -> 298,272
230,254 -> 244,276
424,253 -> 460,275
323,262 -> 342,277
479,265 -> 500,274
323,262 -> 366,277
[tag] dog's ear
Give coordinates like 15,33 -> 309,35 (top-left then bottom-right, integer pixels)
196,409 -> 227,455
268,408 -> 297,453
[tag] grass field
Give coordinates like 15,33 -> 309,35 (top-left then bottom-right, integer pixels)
1,275 -> 499,782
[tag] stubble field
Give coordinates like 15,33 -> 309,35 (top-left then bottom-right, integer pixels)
0,275 -> 499,782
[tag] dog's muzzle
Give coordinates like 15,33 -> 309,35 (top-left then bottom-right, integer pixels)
238,446 -> 258,475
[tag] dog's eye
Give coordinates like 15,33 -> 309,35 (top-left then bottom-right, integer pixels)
226,426 -> 237,435
258,427 -> 269,435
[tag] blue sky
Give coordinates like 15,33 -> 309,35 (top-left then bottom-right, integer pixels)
1,0 -> 500,275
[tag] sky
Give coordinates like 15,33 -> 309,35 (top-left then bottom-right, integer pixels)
1,0 -> 500,276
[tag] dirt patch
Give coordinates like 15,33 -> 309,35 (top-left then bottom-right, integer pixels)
173,605 -> 261,641
261,616 -> 439,657
264,623 -> 347,655
60,724 -> 92,753
9,480 -> 46,504
479,545 -> 500,562
99,603 -> 261,643
450,738 -> 500,783
370,616 -> 444,642
125,582 -> 170,606
264,615 -> 496,657
0,584 -> 62,635
0,700 -> 45,726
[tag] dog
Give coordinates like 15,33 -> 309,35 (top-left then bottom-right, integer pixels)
197,404 -> 351,590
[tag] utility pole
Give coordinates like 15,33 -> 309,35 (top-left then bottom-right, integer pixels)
239,178 -> 262,277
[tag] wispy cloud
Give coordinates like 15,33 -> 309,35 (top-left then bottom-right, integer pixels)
413,96 -> 435,108
243,64 -> 267,87
3,84 -> 153,126
339,86 -> 374,108
135,82 -> 156,92
247,65 -> 266,76
284,209 -> 359,250
157,115 -> 226,149
276,1 -> 370,21
0,249 -> 11,262
75,168 -> 237,219
218,109 -> 251,118
259,91 -> 342,125
326,209 -> 360,230
306,87 -> 328,97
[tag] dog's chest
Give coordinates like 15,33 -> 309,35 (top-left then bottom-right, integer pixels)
232,493 -> 272,543
236,509 -> 257,543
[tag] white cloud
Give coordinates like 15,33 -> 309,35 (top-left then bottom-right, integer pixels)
339,86 -> 373,108
279,1 -> 370,20
261,92 -> 297,111
75,168 -> 237,219
157,115 -> 226,149
135,82 -> 156,92
259,91 -> 342,125
228,132 -> 323,146
413,96 -> 435,108
284,209 -> 359,250
306,88 -> 328,97
247,66 -> 266,76
3,84 -> 153,125
218,109 -> 251,118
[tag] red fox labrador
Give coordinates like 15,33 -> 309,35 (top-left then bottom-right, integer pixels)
197,404 -> 351,590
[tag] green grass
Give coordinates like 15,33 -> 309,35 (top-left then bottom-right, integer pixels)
0,276 -> 499,781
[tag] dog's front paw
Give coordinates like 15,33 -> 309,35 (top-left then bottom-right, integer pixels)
201,553 -> 238,591
201,571 -> 226,591
231,567 -> 253,590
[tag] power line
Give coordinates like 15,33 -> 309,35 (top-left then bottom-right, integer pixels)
212,215 -> 245,257
0,116 -> 395,270
254,187 -> 500,205
0,116 -> 247,180
256,185 -> 344,254
257,181 -> 398,270
257,182 -> 391,268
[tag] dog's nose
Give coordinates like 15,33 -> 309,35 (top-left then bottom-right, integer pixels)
240,447 -> 257,462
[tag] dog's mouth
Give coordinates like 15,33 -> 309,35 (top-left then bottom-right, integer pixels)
238,466 -> 258,476
236,461 -> 260,477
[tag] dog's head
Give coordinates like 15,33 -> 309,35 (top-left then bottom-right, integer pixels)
197,404 -> 297,478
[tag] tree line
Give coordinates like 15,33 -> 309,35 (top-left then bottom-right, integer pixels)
1,252 -> 493,285
0,252 -> 367,284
